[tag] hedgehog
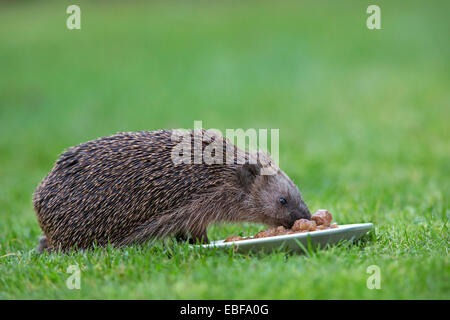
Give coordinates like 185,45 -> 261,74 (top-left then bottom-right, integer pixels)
33,129 -> 311,252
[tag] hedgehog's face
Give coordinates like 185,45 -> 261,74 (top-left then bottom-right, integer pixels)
238,163 -> 311,228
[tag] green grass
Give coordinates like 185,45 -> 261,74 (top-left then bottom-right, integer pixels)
0,0 -> 449,299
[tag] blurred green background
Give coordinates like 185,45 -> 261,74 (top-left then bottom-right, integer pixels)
0,0 -> 449,299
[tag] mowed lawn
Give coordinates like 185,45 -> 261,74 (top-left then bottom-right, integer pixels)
0,0 -> 449,299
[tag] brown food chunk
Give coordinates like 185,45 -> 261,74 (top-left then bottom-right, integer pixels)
254,228 -> 278,238
292,219 -> 317,232
275,226 -> 290,235
224,209 -> 338,242
311,209 -> 332,227
224,235 -> 245,242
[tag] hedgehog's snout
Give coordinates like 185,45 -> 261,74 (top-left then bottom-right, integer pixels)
287,203 -> 311,226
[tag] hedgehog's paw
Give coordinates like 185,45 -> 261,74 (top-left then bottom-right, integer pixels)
189,230 -> 209,244
36,236 -> 52,253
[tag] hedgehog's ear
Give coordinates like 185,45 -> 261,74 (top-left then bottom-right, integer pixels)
238,163 -> 260,188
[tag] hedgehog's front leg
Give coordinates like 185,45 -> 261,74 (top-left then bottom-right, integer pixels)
189,229 -> 209,244
175,230 -> 209,244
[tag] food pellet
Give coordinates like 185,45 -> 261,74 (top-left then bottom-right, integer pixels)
224,209 -> 338,242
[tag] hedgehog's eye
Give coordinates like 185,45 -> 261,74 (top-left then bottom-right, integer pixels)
278,197 -> 288,206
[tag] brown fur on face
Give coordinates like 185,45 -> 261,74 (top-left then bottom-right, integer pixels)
235,162 -> 311,229
33,130 -> 310,251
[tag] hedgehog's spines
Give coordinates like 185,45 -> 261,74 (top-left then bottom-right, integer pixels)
33,129 -> 261,251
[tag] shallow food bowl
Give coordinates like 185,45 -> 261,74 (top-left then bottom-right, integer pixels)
196,223 -> 374,254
